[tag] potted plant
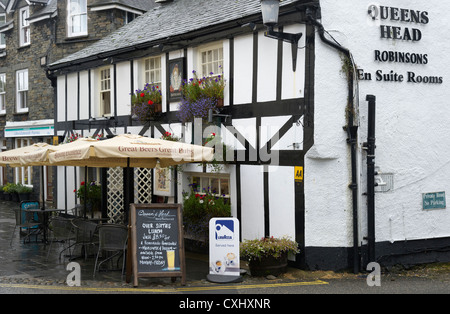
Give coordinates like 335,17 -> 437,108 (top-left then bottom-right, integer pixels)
2,183 -> 13,201
131,83 -> 162,123
5,183 -> 19,202
177,70 -> 226,123
240,236 -> 300,277
74,181 -> 102,215
16,184 -> 33,202
182,185 -> 231,250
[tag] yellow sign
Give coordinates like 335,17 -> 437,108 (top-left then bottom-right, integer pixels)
53,136 -> 59,145
295,166 -> 303,182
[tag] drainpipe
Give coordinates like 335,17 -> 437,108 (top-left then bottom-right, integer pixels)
306,10 -> 360,273
365,95 -> 376,264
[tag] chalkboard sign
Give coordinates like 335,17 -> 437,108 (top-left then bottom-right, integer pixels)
129,204 -> 186,287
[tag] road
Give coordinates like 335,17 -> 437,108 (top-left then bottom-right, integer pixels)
1,274 -> 449,294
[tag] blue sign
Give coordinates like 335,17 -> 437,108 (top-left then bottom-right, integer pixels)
215,219 -> 235,241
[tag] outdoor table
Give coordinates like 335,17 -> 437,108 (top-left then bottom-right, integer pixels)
24,208 -> 65,243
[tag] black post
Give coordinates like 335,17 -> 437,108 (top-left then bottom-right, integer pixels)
366,95 -> 376,263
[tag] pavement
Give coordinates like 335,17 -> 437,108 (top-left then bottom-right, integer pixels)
3,199 -> 450,294
0,199 -> 315,291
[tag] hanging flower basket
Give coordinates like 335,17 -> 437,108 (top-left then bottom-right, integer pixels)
177,70 -> 226,123
131,83 -> 162,123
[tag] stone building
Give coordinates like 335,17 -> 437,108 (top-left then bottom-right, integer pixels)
0,0 -> 155,203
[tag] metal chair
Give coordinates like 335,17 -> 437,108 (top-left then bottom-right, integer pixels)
93,223 -> 128,278
46,216 -> 76,261
69,218 -> 99,260
10,206 -> 42,246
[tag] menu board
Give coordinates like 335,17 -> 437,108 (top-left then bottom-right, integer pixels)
129,204 -> 185,287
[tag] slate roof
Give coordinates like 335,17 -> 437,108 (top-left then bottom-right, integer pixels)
49,0 -> 299,69
29,0 -> 57,22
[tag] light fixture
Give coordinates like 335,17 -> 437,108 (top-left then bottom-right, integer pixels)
260,0 -> 303,72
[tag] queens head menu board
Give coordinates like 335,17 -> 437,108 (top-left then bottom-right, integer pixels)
129,203 -> 186,287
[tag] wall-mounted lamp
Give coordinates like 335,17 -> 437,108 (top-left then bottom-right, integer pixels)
260,0 -> 303,72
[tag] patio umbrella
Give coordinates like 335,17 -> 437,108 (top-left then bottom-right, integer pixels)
0,142 -> 54,167
47,134 -> 214,220
0,142 -> 57,211
48,134 -> 214,168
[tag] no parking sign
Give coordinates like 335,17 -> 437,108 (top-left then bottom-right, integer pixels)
207,217 -> 242,283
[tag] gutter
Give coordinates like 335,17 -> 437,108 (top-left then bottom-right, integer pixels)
306,8 -> 360,273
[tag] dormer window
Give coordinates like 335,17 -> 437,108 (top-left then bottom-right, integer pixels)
19,7 -> 30,46
67,0 -> 87,37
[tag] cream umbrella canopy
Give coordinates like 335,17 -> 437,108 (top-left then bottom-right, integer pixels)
0,142 -> 57,211
47,134 -> 214,220
48,134 -> 214,168
0,142 -> 54,167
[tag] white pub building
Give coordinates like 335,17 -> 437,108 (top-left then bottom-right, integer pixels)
47,0 -> 450,271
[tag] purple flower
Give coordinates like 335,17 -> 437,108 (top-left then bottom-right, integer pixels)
177,96 -> 216,123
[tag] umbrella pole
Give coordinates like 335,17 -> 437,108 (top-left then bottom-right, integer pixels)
84,166 -> 87,219
41,166 -> 46,211
124,157 -> 130,224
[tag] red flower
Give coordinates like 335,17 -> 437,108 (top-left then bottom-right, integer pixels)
140,92 -> 145,97
81,181 -> 85,186
148,100 -> 154,105
195,194 -> 200,198
73,189 -> 77,193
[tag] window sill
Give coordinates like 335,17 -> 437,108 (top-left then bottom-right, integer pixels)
65,34 -> 89,41
18,43 -> 30,50
14,109 -> 28,115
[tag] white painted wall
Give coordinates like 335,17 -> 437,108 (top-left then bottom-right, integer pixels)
308,0 -> 450,249
240,165 -> 265,240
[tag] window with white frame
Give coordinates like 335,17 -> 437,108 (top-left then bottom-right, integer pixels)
0,14 -> 6,48
16,69 -> 28,113
199,44 -> 223,77
15,138 -> 32,186
190,173 -> 230,199
0,74 -> 5,114
144,56 -> 161,87
67,0 -> 87,37
99,67 -> 111,116
19,7 -> 30,46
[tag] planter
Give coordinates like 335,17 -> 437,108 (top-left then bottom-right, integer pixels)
216,98 -> 224,108
3,193 -> 11,201
18,193 -> 31,202
154,103 -> 162,113
248,252 -> 288,277
11,192 -> 19,202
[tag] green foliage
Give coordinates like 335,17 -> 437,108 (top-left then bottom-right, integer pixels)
74,181 -> 101,211
240,236 -> 300,261
182,186 -> 231,240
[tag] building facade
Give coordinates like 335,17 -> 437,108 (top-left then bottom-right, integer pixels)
0,0 -> 155,202
47,0 -> 450,271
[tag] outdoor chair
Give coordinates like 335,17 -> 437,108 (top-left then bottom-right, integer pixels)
69,218 -> 99,260
10,206 -> 42,246
46,216 -> 76,261
93,223 -> 128,279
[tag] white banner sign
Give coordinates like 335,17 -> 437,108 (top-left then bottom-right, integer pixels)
209,217 -> 240,277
